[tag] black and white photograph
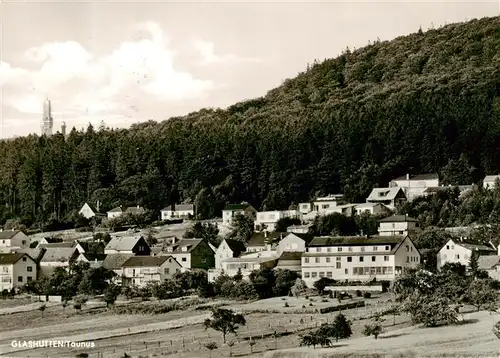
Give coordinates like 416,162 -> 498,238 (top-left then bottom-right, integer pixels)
0,0 -> 500,357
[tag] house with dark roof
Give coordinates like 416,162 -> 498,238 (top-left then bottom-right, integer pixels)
366,187 -> 407,210
478,244 -> 500,280
160,204 -> 195,220
104,236 -> 150,255
102,253 -> 135,283
121,255 -> 182,287
0,230 -> 30,253
222,203 -> 257,228
39,245 -> 78,278
170,239 -> 215,270
214,239 -> 247,269
301,235 -> 420,287
276,233 -> 314,256
79,202 -> 106,219
275,251 -> 302,272
74,252 -> 107,268
437,238 -> 497,271
378,215 -> 419,237
0,253 -> 37,291
389,173 -> 440,201
246,231 -> 284,252
106,205 -> 145,220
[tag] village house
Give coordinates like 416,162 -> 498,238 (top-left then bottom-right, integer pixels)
0,253 -> 37,292
298,202 -> 313,215
300,195 -> 345,220
168,238 -> 215,270
0,230 -> 30,253
378,215 -> 419,237
121,256 -> 182,287
107,205 -> 146,220
436,238 -> 497,271
78,202 -> 105,219
366,187 -> 407,210
214,239 -> 246,270
208,250 -> 277,282
301,235 -> 421,288
423,185 -> 474,197
274,251 -> 302,273
38,245 -> 78,278
483,175 -> 500,189
254,210 -> 301,231
221,203 -> 257,228
478,244 -> 500,281
287,224 -> 312,234
104,236 -> 150,255
353,203 -> 389,216
102,253 -> 135,283
246,231 -> 283,253
73,252 -> 107,269
276,233 -> 313,256
160,204 -> 195,220
389,173 -> 440,201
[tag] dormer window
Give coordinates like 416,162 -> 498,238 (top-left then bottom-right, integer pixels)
22,257 -> 27,262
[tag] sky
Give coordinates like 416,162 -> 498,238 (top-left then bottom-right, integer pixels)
0,1 -> 499,139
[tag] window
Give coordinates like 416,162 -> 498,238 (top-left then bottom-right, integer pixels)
373,247 -> 378,251
132,269 -> 136,276
348,247 -> 353,252
372,256 -> 376,262
182,257 -> 187,262
347,257 -> 352,262
451,245 -> 455,250
405,245 -> 409,252
338,247 -> 342,252
327,272 -> 333,278
336,262 -> 341,269
319,272 -> 325,278
410,246 -> 413,252
317,248 -> 322,253
315,258 -> 320,263
27,277 -> 32,282
27,266 -> 32,272
327,248 -> 332,252
322,204 -> 329,209
416,257 -> 419,262
455,254 -> 460,259
399,231 -> 404,235
360,247 -> 365,252
22,240 -> 26,245
359,257 -> 364,262
392,223 -> 395,228
406,257 -> 409,262
446,245 -> 450,250
384,256 -> 389,261
385,246 -> 390,251
326,257 -> 330,263
22,257 -> 27,262
304,272 -> 310,278
164,268 -> 170,274
18,276 -> 23,282
311,272 -> 317,278
304,258 -> 309,263
344,268 -> 348,274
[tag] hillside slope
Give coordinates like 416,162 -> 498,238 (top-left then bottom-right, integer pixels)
0,16 -> 499,225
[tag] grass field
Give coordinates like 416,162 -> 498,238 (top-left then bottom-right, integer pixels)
0,293 -> 498,358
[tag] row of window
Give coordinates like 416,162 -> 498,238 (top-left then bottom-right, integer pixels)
2,266 -> 33,273
303,266 -> 394,278
442,254 -> 466,260
304,256 -> 391,264
307,246 -> 391,253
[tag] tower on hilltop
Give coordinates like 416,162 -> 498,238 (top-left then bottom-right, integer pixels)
61,121 -> 67,137
41,97 -> 53,136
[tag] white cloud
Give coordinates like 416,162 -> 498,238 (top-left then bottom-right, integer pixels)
193,39 -> 262,65
1,21 -> 215,124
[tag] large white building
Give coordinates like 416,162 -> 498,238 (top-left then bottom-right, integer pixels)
121,256 -> 182,287
254,210 -> 301,231
389,173 -> 439,201
301,235 -> 421,288
378,215 -> 419,237
436,239 -> 497,271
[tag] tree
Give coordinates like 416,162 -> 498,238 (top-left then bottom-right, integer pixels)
273,269 -> 299,296
493,321 -> 500,339
229,214 -> 254,242
313,277 -> 336,295
39,304 -> 46,318
184,222 -> 220,246
291,278 -> 307,297
463,279 -> 499,312
204,342 -> 218,358
274,217 -> 301,232
249,268 -> 276,299
468,250 -> 479,277
104,283 -> 121,308
363,323 -> 383,339
204,308 -> 246,343
329,313 -> 352,342
299,332 -> 331,348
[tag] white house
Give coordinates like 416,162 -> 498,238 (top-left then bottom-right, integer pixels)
39,246 -> 78,278
312,195 -> 344,214
107,206 -> 145,220
102,254 -> 135,283
121,255 -> 182,287
353,203 -> 388,216
104,236 -> 150,255
298,202 -> 313,215
436,239 -> 497,271
254,210 -> 301,231
160,204 -> 195,220
222,203 -> 257,228
378,215 -> 419,237
301,235 -> 421,288
483,175 -> 500,189
107,207 -> 123,220
478,245 -> 500,281
389,173 -> 440,201
287,224 -> 312,234
208,250 -> 277,282
74,252 -> 106,269
0,253 -> 37,291
78,202 -> 105,219
366,187 -> 407,210
276,233 -> 313,256
0,230 -> 30,253
214,239 -> 246,270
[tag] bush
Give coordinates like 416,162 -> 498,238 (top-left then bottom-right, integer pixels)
493,321 -> 500,339
363,292 -> 372,299
356,290 -> 362,297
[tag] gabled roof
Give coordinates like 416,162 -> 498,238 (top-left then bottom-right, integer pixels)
122,255 -> 177,268
16,248 -> 45,262
76,240 -> 104,254
478,255 -> 500,270
484,175 -> 500,182
161,204 -> 194,211
278,251 -> 302,261
223,203 -> 255,211
224,239 -> 246,257
379,215 -> 418,223
125,206 -> 145,214
0,253 -> 34,265
172,239 -> 203,253
105,236 -> 145,251
285,233 -> 314,244
308,235 -> 405,247
107,207 -> 123,213
0,230 -> 22,240
81,202 -> 100,214
392,173 -> 439,181
40,247 -> 77,263
247,232 -> 284,247
39,242 -> 75,249
102,253 -> 135,270
366,187 -> 406,201
453,240 -> 496,252
80,253 -> 107,262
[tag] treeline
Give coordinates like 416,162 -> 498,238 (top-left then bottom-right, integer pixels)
0,17 -> 499,229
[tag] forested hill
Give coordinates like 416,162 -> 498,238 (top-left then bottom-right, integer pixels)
1,16 -> 500,226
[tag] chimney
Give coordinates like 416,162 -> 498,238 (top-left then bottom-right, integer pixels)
406,173 -> 410,180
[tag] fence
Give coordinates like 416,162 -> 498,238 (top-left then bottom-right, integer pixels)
31,295 -> 63,303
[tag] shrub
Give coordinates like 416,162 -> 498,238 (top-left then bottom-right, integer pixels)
363,292 -> 372,299
363,323 -> 383,339
284,302 -> 289,307
356,290 -> 362,297
493,321 -> 500,339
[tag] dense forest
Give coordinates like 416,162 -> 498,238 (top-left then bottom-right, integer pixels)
1,16 -> 499,228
